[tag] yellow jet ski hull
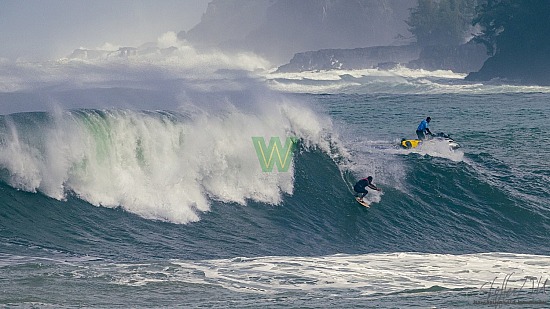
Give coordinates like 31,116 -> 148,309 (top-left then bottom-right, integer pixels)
400,133 -> 460,149
400,139 -> 421,149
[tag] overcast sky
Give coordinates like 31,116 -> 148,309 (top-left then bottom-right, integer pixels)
0,0 -> 210,61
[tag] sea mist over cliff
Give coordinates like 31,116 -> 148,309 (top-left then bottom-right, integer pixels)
180,0 -> 415,64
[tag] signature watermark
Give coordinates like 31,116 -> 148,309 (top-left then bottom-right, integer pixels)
474,272 -> 548,307
252,136 -> 297,172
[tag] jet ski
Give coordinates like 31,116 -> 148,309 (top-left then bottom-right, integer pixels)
400,132 -> 460,150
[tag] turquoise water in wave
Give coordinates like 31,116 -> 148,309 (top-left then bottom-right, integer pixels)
1,73 -> 550,307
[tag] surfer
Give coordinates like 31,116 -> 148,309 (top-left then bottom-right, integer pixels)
353,176 -> 381,202
416,116 -> 432,140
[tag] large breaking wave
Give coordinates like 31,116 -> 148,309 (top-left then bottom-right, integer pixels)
0,102 -> 343,224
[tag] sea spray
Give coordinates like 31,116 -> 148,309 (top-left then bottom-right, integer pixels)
0,101 -> 344,224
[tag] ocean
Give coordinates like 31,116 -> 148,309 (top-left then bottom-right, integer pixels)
0,54 -> 549,308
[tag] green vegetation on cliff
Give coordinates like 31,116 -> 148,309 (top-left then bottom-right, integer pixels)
472,0 -> 550,56
407,0 -> 478,46
467,0 -> 550,84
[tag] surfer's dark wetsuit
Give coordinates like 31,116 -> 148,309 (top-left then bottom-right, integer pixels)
354,176 -> 379,200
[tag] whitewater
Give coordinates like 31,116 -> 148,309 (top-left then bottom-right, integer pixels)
1,36 -> 549,308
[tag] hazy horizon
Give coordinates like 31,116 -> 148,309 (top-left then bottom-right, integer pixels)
0,0 -> 210,61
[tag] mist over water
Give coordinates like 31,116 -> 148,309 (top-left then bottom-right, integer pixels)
0,26 -> 344,225
0,0 -> 210,61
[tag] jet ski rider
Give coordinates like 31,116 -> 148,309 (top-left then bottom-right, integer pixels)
416,116 -> 432,140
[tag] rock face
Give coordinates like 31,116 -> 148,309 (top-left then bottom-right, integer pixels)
181,0 -> 415,64
180,0 -> 270,49
276,42 -> 488,73
466,51 -> 550,85
465,1 -> 550,86
276,45 -> 421,72
408,42 -> 488,73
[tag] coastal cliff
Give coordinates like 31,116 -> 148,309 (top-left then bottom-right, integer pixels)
276,45 -> 421,72
466,52 -> 550,85
276,43 -> 487,73
408,42 -> 487,73
180,0 -> 415,64
465,0 -> 550,85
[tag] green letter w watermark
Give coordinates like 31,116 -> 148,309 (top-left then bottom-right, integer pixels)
252,136 -> 298,172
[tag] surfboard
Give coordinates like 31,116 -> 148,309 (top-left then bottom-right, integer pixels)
355,197 -> 370,208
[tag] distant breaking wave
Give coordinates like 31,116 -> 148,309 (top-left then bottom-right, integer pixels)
265,67 -> 550,94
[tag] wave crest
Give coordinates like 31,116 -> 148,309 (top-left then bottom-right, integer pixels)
0,100 -> 343,224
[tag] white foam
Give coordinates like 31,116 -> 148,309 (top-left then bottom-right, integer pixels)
264,67 -> 550,94
86,252 -> 550,296
0,38 -> 271,94
0,102 -> 341,224
406,138 -> 465,162
0,39 -> 359,224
